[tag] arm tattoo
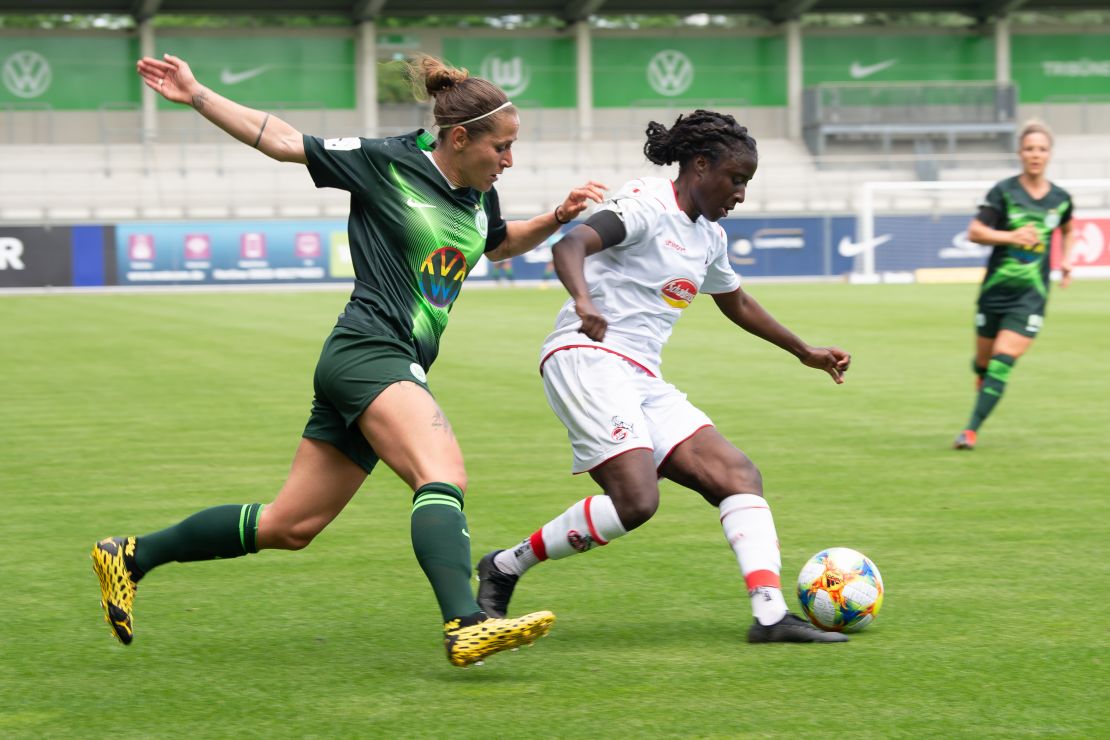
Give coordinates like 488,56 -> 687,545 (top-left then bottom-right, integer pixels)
191,91 -> 209,112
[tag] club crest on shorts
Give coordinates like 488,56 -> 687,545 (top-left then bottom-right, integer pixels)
610,415 -> 636,442
661,277 -> 698,309
409,362 -> 427,383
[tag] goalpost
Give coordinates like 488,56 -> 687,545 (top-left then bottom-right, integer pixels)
853,179 -> 1110,282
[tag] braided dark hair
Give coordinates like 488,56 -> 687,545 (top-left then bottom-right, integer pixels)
643,110 -> 757,169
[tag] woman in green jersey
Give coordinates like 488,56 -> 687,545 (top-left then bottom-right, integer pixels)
953,121 -> 1076,450
92,52 -> 605,667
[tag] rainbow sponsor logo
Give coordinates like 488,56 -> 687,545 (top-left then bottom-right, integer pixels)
420,245 -> 468,307
660,276 -> 698,309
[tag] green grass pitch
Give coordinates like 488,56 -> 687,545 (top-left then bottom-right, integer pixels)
1,282 -> 1107,737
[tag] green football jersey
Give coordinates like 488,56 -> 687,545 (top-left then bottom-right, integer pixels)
975,175 -> 1072,310
304,130 -> 508,369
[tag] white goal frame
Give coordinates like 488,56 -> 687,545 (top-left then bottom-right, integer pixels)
855,178 -> 1110,280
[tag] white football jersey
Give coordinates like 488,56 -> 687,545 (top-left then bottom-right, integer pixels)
540,176 -> 741,376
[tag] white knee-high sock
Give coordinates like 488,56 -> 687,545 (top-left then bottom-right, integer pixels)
719,493 -> 788,626
494,495 -> 628,576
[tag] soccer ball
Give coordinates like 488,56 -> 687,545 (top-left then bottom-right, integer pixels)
796,547 -> 884,633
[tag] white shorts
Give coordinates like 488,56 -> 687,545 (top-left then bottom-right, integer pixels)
541,347 -> 714,474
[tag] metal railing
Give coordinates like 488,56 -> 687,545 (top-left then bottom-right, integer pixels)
803,81 -> 1018,155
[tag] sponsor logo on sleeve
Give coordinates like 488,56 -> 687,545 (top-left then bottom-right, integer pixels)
324,137 -> 361,151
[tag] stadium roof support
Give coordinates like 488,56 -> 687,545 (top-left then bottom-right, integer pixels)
0,0 -> 1106,22
768,0 -> 822,23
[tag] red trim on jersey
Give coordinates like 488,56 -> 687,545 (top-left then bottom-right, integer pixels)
656,424 -> 713,474
539,344 -> 657,378
583,496 -> 609,546
529,530 -> 548,562
577,445 -> 654,475
744,569 -> 781,590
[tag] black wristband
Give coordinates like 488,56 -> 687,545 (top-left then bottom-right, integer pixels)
554,206 -> 571,225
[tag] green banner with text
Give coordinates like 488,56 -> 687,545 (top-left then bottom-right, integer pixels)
592,37 -> 785,107
156,36 -> 354,109
0,37 -> 138,109
1012,34 -> 1110,102
804,35 -> 995,85
441,37 -> 576,108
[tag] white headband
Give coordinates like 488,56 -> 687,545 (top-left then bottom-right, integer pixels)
446,101 -> 514,127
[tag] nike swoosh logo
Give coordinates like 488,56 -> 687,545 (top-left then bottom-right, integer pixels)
406,198 -> 436,209
219,66 -> 272,85
461,529 -> 470,539
849,59 -> 897,79
838,234 -> 893,257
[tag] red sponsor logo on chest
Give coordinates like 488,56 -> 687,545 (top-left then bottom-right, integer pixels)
661,277 -> 698,309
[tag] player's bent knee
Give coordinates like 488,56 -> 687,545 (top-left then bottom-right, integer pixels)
614,494 -> 659,530
414,469 -> 467,495
262,519 -> 323,551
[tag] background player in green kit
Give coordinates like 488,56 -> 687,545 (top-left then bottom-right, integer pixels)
953,121 -> 1076,450
92,52 -> 605,667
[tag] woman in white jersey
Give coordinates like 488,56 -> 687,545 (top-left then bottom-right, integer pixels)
477,111 -> 851,643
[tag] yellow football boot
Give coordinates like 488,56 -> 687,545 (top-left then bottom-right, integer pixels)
91,536 -> 140,645
444,610 -> 555,667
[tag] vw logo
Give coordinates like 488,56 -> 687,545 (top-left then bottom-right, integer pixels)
3,50 -> 52,98
646,50 -> 694,97
480,55 -> 530,98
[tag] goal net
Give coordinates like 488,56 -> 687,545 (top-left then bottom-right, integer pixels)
852,179 -> 1110,282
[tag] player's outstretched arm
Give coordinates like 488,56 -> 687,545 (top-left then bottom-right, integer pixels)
711,287 -> 850,383
489,181 -> 607,261
136,53 -> 307,165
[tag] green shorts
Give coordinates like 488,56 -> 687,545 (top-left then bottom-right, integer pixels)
976,309 -> 1045,339
303,326 -> 431,473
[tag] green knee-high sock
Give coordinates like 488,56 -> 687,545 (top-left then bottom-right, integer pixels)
972,358 -> 988,381
133,503 -> 263,577
968,354 -> 1016,431
411,483 -> 482,623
